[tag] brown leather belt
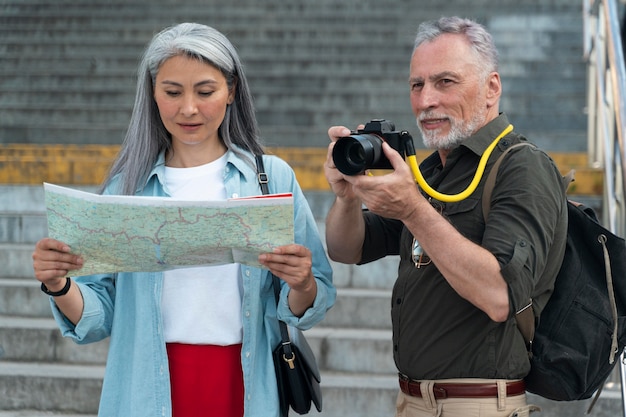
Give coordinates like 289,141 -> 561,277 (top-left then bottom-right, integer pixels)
399,376 -> 526,399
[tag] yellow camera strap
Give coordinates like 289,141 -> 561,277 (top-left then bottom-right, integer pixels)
406,124 -> 513,203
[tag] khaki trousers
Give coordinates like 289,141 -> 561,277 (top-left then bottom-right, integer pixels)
394,379 -> 540,417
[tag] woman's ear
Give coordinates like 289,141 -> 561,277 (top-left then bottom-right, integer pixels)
228,77 -> 238,105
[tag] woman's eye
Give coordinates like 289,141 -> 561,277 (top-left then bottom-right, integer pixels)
199,91 -> 214,97
165,91 -> 181,97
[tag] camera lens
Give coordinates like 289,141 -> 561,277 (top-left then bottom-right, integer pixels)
332,134 -> 383,175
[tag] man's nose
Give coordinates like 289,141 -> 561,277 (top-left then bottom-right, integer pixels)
416,85 -> 440,111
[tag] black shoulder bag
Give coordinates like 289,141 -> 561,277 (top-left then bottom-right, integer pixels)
254,155 -> 323,416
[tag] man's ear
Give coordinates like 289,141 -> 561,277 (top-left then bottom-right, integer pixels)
485,72 -> 502,107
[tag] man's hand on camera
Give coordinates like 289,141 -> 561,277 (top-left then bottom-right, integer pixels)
324,126 -> 361,201
342,141 -> 423,222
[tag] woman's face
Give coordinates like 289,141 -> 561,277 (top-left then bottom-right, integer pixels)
154,54 -> 235,160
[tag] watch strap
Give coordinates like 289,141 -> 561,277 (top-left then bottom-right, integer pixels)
41,277 -> 71,296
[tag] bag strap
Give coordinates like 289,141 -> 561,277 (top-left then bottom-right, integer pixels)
482,143 -> 573,222
480,142 -> 573,351
255,154 -> 270,195
254,155 -> 295,363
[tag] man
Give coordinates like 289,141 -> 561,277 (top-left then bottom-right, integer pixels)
324,16 -> 568,417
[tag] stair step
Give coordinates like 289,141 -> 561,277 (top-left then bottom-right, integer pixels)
0,412 -> 95,417
0,244 -> 36,279
321,287 -> 391,329
306,327 -> 395,374
0,315 -> 395,374
0,279 -> 52,317
0,362 -> 624,417
0,316 -> 109,364
0,362 -> 103,414
0,276 -> 393,326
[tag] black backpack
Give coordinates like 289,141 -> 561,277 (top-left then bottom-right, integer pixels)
482,142 -> 626,405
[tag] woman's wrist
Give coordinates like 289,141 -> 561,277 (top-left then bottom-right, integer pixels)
41,277 -> 72,297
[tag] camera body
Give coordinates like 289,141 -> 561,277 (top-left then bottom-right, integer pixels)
332,119 -> 407,175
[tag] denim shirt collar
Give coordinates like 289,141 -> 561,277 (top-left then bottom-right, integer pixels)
143,145 -> 258,196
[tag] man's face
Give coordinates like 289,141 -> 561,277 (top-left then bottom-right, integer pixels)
409,33 -> 500,150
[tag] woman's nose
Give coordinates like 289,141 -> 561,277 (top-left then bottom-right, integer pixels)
180,95 -> 198,116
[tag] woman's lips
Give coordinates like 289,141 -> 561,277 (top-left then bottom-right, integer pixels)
178,123 -> 202,131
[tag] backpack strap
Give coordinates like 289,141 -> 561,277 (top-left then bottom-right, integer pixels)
483,143 -> 533,223
481,142 -> 573,351
482,143 -> 573,222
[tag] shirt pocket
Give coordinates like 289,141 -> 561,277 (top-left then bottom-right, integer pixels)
439,197 -> 484,243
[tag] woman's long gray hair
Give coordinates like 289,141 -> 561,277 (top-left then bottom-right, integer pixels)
414,17 -> 499,79
101,22 -> 263,195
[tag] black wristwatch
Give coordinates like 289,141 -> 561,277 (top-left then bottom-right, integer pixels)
41,277 -> 71,296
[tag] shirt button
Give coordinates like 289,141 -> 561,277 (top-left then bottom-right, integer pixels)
245,270 -> 250,277
246,351 -> 251,358
396,298 -> 402,305
245,311 -> 251,317
231,193 -> 239,198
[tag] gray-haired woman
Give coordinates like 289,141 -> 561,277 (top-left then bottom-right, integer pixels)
32,23 -> 335,417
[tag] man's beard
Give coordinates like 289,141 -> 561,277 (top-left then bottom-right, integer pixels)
417,112 -> 486,150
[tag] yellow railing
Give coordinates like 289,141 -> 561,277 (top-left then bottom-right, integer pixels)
0,143 -> 603,195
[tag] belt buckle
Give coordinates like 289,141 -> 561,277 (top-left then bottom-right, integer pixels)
433,386 -> 448,399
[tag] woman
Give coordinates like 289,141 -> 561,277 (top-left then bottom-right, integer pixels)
32,23 -> 335,417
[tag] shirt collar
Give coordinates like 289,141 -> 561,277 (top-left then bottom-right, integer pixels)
460,113 -> 512,157
143,144 -> 258,190
418,113 -> 512,174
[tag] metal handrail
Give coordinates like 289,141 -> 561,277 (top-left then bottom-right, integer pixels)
583,1 -> 626,415
584,0 -> 626,237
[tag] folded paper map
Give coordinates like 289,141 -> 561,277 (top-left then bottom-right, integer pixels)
44,183 -> 294,275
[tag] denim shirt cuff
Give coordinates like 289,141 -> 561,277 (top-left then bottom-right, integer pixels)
276,277 -> 331,330
50,282 -> 107,342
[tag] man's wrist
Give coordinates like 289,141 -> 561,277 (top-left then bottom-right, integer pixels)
41,277 -> 72,297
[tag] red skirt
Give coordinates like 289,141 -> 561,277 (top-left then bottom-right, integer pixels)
166,343 -> 244,417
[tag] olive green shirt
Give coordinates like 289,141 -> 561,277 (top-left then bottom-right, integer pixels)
360,114 -> 568,380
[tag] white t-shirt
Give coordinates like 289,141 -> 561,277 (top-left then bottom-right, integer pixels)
161,154 -> 243,345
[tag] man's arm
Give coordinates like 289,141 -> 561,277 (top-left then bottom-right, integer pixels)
325,195 -> 365,264
344,142 -> 510,322
402,201 -> 510,322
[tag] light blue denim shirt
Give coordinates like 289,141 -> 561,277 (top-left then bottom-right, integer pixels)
49,147 -> 335,417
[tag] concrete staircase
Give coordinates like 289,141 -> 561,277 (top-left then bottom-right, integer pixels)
0,185 -> 623,417
0,0 -> 620,415
0,0 -> 587,151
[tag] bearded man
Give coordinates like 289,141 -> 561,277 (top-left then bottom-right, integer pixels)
323,16 -> 567,417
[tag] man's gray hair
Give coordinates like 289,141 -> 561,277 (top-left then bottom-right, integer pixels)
414,16 -> 499,76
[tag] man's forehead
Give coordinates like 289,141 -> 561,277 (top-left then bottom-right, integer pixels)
410,36 -> 476,76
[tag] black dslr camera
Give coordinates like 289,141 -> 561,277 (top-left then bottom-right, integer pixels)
332,119 -> 412,175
